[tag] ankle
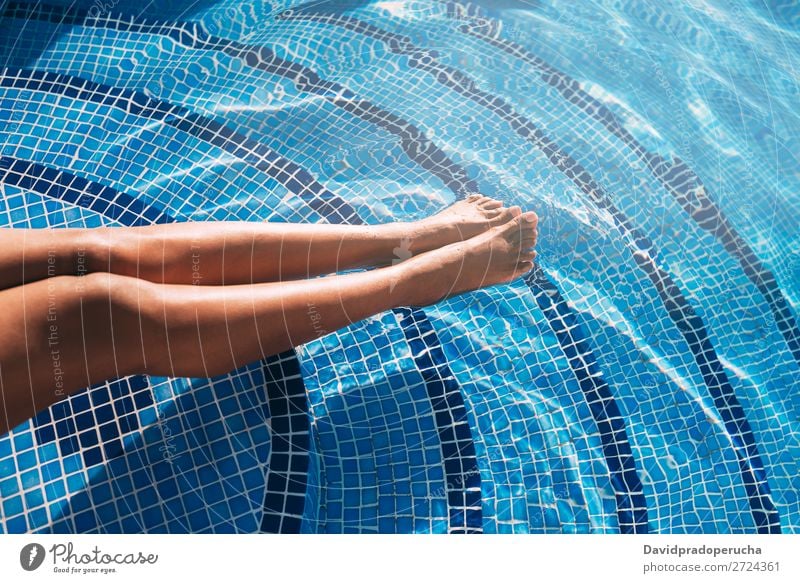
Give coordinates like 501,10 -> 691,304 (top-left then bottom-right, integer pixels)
407,219 -> 455,255
388,254 -> 447,308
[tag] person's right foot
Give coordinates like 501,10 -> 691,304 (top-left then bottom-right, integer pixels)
407,194 -> 522,255
396,210 -> 538,306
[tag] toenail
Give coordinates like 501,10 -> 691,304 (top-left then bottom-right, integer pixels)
524,212 -> 537,222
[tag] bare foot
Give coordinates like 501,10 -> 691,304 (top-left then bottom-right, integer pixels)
408,194 -> 522,254
396,210 -> 539,306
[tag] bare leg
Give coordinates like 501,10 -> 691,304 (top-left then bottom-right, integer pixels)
0,195 -> 521,288
0,211 -> 537,435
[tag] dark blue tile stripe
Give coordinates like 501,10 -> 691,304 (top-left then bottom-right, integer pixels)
260,352 -> 310,533
2,2 -> 480,198
284,8 -> 781,533
0,156 -> 174,225
646,154 -> 800,364
395,307 -> 482,533
0,156 -> 309,533
278,8 -> 650,534
0,68 -> 359,224
451,9 -> 800,368
634,252 -> 780,532
525,265 -> 648,532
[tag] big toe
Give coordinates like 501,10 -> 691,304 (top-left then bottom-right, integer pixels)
520,211 -> 538,237
501,210 -> 539,245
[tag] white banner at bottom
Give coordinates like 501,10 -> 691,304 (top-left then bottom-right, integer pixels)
1,534 -> 798,582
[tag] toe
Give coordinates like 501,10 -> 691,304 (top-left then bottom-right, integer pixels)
480,199 -> 504,210
505,205 -> 522,219
521,213 -> 538,236
500,212 -> 527,240
521,224 -> 537,240
466,193 -> 482,202
487,206 -> 517,225
515,260 -> 534,275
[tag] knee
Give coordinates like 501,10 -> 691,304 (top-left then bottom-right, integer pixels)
38,272 -> 122,318
79,274 -> 202,377
75,271 -> 113,299
76,274 -> 232,378
77,272 -> 145,313
106,276 -> 204,377
75,272 -> 159,368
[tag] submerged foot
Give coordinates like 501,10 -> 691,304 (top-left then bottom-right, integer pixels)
408,194 -> 522,255
398,210 -> 539,306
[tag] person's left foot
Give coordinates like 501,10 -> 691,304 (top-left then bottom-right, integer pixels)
408,194 -> 522,256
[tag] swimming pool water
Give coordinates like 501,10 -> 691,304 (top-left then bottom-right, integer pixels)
0,0 -> 798,533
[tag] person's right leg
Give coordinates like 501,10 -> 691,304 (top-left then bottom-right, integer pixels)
0,211 -> 537,435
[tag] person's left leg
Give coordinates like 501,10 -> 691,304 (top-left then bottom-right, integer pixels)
0,195 -> 520,289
